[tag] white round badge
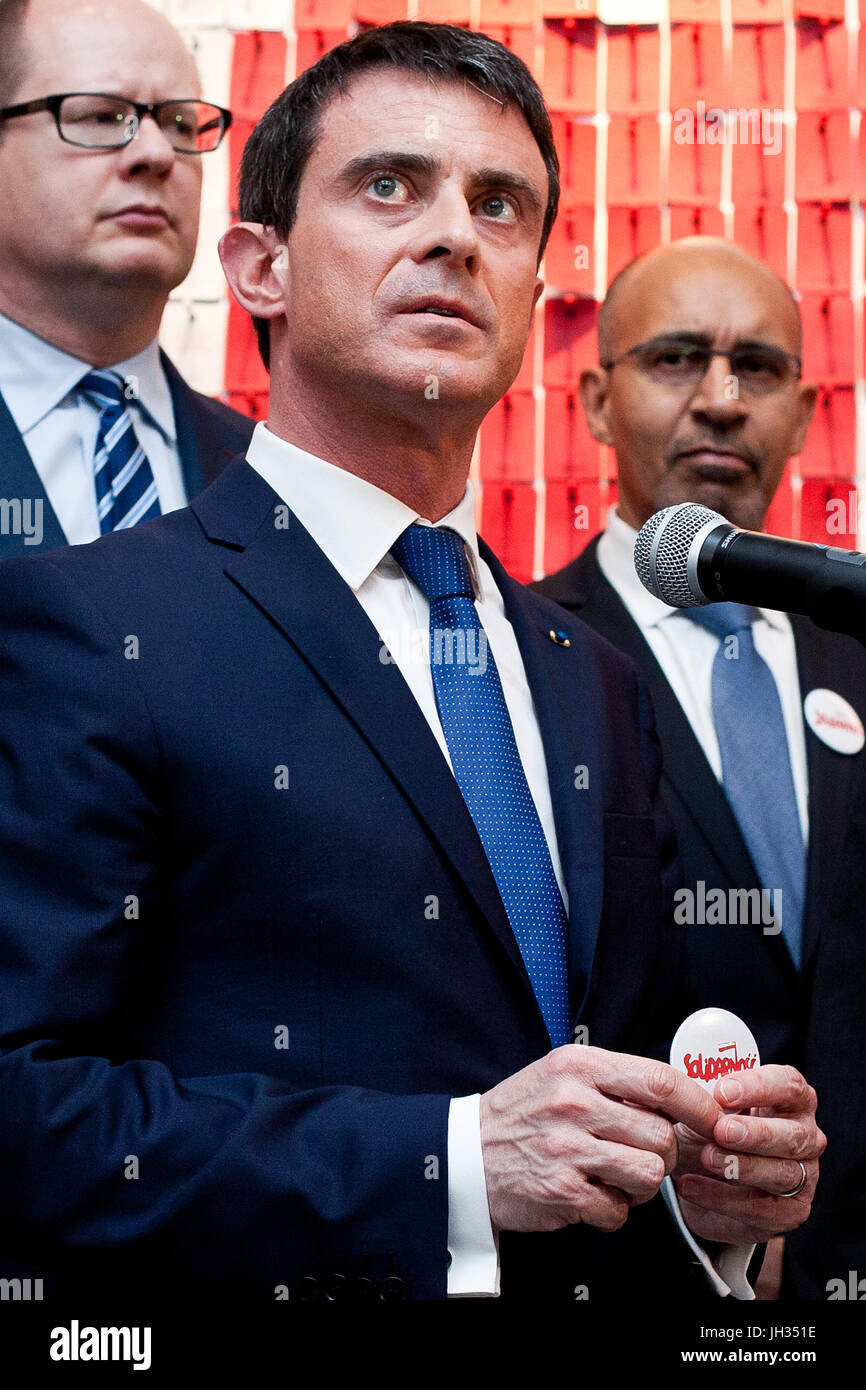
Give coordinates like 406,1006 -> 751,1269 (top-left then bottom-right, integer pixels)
669,1008 -> 760,1098
803,688 -> 865,756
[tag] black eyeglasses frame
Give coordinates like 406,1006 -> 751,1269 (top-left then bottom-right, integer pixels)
600,335 -> 803,386
0,92 -> 233,152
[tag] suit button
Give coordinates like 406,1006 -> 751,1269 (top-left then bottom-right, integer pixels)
350,1275 -> 379,1302
380,1275 -> 407,1301
295,1275 -> 324,1301
323,1273 -> 350,1301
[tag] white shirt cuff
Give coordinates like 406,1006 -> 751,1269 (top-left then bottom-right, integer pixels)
446,1094 -> 500,1296
662,1176 -> 757,1299
445,1108 -> 755,1298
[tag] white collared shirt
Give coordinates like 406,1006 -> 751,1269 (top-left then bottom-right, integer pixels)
0,311 -> 187,545
597,507 -> 809,843
246,419 -> 572,1297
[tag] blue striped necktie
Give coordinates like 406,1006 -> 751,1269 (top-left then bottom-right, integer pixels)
78,370 -> 160,533
391,523 -> 571,1047
684,601 -> 805,967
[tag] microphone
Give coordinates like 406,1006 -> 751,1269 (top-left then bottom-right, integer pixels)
634,502 -> 866,642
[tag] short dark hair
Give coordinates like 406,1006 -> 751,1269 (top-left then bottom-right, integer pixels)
238,20 -> 560,370
0,0 -> 31,116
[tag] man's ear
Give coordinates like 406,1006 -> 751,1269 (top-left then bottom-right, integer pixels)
530,274 -> 544,327
578,365 -> 615,446
218,223 -> 288,321
788,380 -> 818,457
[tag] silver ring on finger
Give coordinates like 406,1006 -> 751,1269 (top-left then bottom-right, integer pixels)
778,1160 -> 808,1199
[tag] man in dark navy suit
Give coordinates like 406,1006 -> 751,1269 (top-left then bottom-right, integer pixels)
0,28 -> 823,1306
535,236 -> 865,1299
0,0 -> 253,561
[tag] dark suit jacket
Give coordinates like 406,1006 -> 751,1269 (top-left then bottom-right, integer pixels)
0,351 -> 255,559
534,535 -> 866,1299
0,459 -> 712,1304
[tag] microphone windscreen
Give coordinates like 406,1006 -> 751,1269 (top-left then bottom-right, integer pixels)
634,502 -> 726,606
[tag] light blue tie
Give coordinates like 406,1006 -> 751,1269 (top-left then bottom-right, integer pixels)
78,370 -> 160,534
684,602 -> 805,967
391,524 -> 571,1047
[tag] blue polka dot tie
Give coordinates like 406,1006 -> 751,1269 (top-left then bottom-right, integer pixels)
78,370 -> 160,534
684,602 -> 805,968
391,523 -> 571,1047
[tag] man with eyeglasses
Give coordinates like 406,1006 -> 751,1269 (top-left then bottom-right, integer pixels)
536,235 -> 866,1301
0,0 -> 253,559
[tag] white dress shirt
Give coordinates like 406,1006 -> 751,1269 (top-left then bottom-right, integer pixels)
0,311 -> 187,545
596,507 -> 809,844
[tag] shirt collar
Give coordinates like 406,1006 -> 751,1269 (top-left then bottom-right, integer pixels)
599,505 -> 790,634
244,420 -> 482,595
0,311 -> 175,441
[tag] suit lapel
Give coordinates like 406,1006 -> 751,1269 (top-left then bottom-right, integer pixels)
564,542 -> 763,895
481,540 -> 605,1010
161,352 -> 246,500
0,388 -> 66,556
191,459 -> 547,1026
792,616 -> 865,967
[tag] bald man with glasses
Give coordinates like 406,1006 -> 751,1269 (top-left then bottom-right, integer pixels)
535,236 -> 866,1301
0,0 -> 253,559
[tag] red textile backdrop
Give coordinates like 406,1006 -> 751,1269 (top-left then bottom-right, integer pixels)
222,1 -> 866,581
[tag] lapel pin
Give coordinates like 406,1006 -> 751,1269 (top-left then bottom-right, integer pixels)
548,629 -> 571,647
803,688 -> 864,755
